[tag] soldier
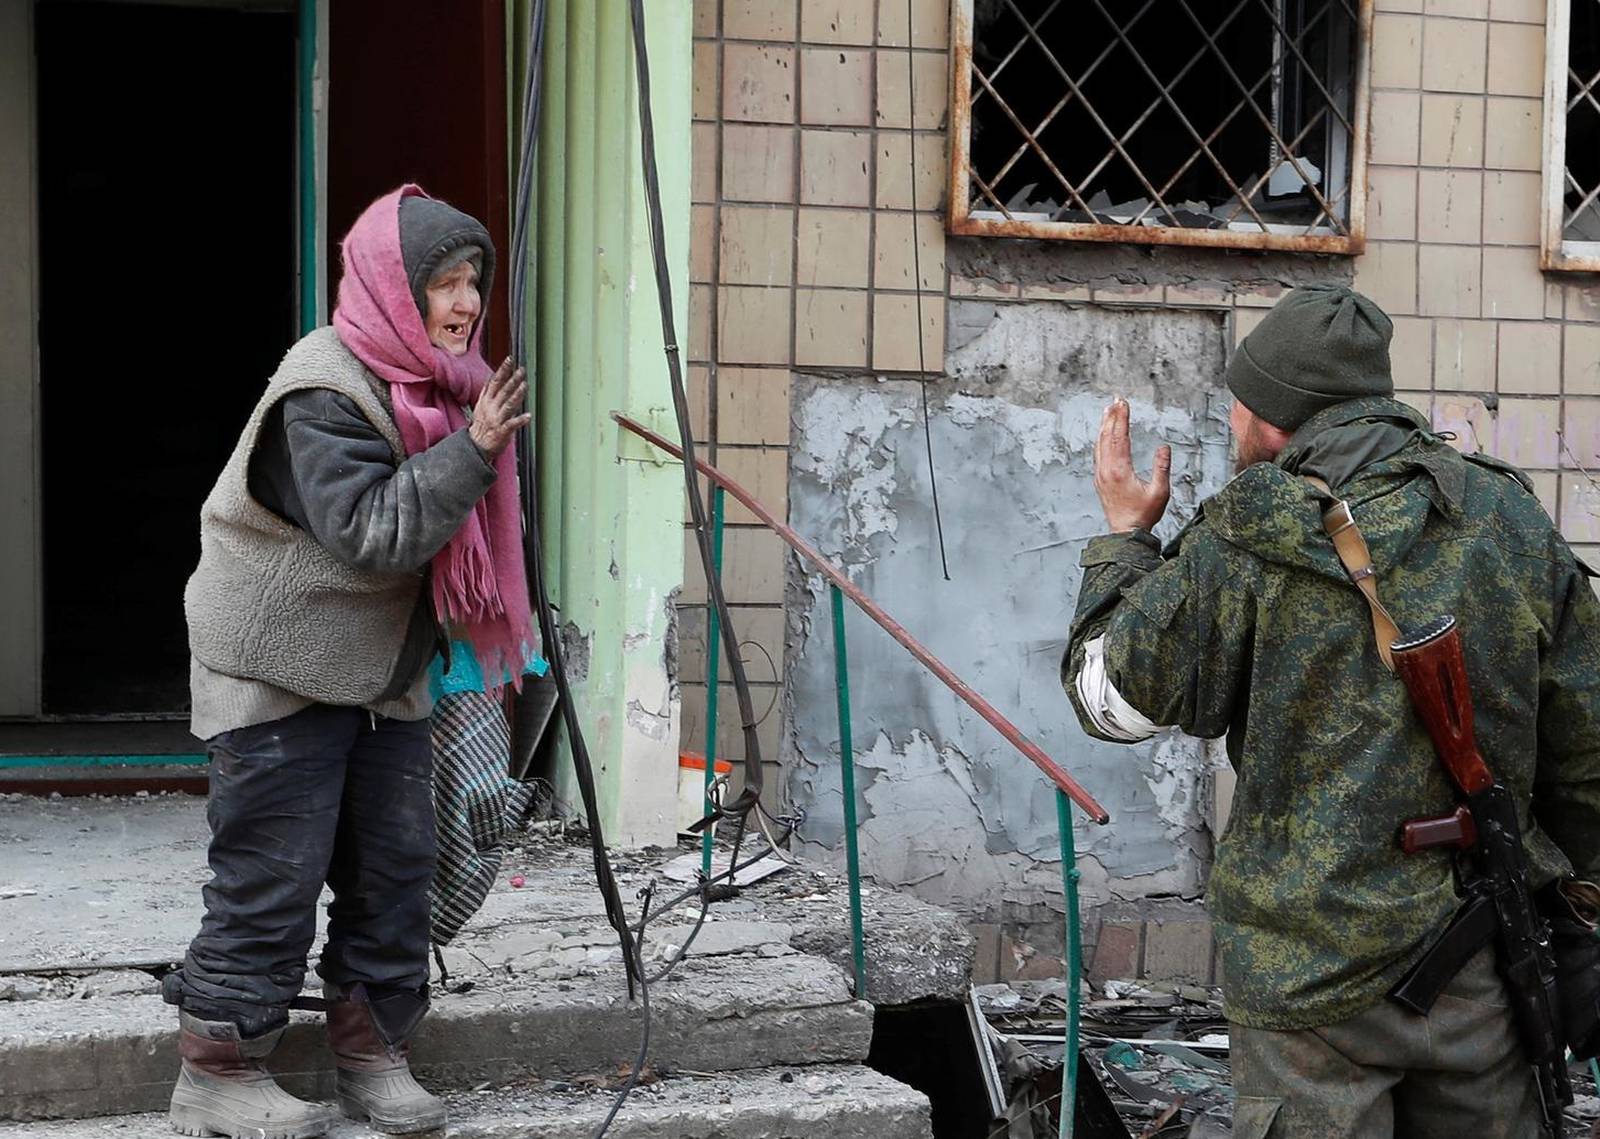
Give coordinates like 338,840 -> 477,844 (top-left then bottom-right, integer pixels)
1063,285 -> 1600,1138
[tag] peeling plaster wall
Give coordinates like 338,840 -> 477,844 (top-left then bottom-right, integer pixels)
784,302 -> 1233,927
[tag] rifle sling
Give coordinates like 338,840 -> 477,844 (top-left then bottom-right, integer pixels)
1303,476 -> 1400,673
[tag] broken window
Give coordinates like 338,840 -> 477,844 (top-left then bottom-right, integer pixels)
1544,0 -> 1600,271
948,0 -> 1373,253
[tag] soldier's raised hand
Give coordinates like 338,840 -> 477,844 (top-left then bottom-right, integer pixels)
1093,397 -> 1171,533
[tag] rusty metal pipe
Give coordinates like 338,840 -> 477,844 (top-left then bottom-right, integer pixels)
612,412 -> 1111,825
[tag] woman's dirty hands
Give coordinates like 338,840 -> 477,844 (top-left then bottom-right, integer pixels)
469,358 -> 532,457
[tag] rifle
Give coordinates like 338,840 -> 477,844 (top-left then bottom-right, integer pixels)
1390,615 -> 1572,1135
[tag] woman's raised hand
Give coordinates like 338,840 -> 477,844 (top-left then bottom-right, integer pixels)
469,358 -> 532,457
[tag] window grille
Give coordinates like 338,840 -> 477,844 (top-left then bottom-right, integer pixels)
1544,0 -> 1600,271
948,0 -> 1374,254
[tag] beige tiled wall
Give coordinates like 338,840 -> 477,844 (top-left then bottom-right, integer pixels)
681,0 -> 952,795
683,0 -> 1600,796
1354,0 -> 1600,573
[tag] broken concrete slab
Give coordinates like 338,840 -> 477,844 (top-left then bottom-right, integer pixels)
0,952 -> 873,1122
70,972 -> 160,1000
0,1065 -> 933,1139
438,855 -> 972,1005
763,886 -> 975,1006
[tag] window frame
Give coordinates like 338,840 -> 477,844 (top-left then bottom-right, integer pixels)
946,0 -> 1376,255
1542,0 -> 1600,272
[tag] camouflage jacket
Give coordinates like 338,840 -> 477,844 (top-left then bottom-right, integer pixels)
1063,397 -> 1600,1030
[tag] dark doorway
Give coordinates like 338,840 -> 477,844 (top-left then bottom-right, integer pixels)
36,1 -> 297,715
327,0 -> 510,362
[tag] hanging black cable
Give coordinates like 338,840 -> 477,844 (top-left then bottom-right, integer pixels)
505,8 -> 654,1128
502,4 -> 793,1133
903,0 -> 952,581
625,0 -> 766,822
506,0 -> 639,998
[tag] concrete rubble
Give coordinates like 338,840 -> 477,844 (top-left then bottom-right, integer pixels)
0,792 -> 969,1135
972,977 -> 1600,1139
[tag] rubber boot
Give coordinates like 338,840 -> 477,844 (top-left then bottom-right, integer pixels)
168,1012 -> 336,1139
325,983 -> 446,1134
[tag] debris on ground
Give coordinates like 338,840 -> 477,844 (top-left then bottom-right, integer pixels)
659,849 -> 792,888
972,977 -> 1600,1137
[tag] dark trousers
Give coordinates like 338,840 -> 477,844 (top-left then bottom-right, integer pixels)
166,704 -> 436,1037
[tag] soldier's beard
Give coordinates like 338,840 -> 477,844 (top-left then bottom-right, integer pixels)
1233,418 -> 1277,473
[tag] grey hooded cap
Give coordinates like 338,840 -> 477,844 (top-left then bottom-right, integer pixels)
397,195 -> 497,326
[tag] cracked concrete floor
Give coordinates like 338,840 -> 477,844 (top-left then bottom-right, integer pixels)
0,793 -> 973,1006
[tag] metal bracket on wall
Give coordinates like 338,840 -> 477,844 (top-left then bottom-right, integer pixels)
615,408 -> 683,466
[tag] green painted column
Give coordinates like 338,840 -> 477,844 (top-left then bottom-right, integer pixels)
511,0 -> 691,845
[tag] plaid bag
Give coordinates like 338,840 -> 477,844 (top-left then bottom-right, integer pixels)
428,690 -> 535,946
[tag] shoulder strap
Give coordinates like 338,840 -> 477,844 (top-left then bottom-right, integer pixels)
1303,476 -> 1399,673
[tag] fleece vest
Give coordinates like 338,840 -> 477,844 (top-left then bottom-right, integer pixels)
185,327 -> 422,706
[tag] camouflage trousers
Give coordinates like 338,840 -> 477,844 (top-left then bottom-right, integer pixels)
1229,948 -> 1549,1139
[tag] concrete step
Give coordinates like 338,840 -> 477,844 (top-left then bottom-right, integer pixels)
0,954 -> 873,1123
0,795 -> 972,1005
0,1065 -> 932,1139
0,795 -> 973,1127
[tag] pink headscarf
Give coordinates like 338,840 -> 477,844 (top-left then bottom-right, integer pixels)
332,185 -> 533,689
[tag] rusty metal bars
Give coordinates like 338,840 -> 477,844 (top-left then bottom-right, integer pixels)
1564,0 -> 1600,238
1544,0 -> 1600,270
948,0 -> 1373,254
976,1 -> 1155,218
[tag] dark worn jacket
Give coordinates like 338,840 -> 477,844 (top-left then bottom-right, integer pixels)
1063,398 -> 1600,1029
186,326 -> 497,738
247,389 -> 493,697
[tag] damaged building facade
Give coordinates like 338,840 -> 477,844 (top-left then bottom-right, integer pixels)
679,0 -> 1600,984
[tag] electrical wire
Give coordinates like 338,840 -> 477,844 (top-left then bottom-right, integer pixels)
504,5 -> 652,1133
511,0 -> 952,1118
507,0 -> 639,1006
503,4 -> 797,1133
903,0 -> 953,582
625,0 -> 767,824
590,883 -> 654,1138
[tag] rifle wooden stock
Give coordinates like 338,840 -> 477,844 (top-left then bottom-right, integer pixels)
1390,616 -> 1494,797
1388,614 -> 1574,1130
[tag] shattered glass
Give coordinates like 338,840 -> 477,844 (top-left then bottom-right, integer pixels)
962,0 -> 1361,238
972,976 -> 1600,1137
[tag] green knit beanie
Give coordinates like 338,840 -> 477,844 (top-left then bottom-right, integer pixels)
1224,284 -> 1394,430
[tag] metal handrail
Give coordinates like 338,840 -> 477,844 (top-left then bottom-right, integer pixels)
614,412 -> 1111,825
616,410 -> 1105,1136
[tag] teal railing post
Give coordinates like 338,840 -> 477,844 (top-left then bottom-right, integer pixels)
701,487 -> 726,879
1057,790 -> 1083,1139
831,585 -> 868,998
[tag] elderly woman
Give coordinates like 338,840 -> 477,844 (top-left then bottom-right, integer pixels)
167,186 -> 532,1138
